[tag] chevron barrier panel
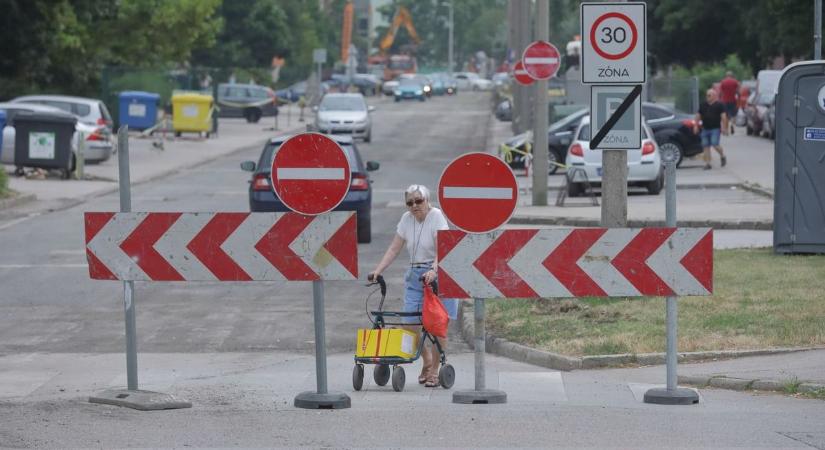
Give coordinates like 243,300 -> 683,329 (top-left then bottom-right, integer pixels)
84,212 -> 358,281
437,228 -> 712,298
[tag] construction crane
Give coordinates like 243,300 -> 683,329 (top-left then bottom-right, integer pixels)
341,1 -> 354,63
378,6 -> 421,55
370,6 -> 421,81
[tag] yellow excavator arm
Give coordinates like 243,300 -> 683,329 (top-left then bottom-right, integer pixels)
379,6 -> 420,54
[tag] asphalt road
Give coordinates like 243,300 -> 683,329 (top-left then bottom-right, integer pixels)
2,92 -> 823,448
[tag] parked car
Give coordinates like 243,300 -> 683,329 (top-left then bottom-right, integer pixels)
312,93 -> 374,142
745,91 -> 774,137
492,72 -> 510,87
275,80 -> 329,103
216,83 -> 278,123
0,103 -> 109,172
565,116 -> 663,196
394,78 -> 426,102
454,72 -> 493,91
765,94 -> 777,140
240,134 -> 380,243
6,96 -> 115,164
500,102 -> 700,173
381,79 -> 400,96
495,99 -> 512,122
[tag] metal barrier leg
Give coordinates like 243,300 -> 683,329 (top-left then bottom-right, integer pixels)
453,298 -> 507,404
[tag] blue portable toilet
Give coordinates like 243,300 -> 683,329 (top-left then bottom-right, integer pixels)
0,110 -> 6,160
118,91 -> 160,131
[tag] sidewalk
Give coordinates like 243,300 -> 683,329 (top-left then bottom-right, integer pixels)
2,104 -> 308,214
487,117 -> 776,230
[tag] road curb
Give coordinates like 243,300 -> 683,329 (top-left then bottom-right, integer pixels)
0,192 -> 36,210
678,375 -> 825,395
458,302 -> 822,373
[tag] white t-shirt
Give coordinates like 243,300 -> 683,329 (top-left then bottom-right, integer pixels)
396,207 -> 449,265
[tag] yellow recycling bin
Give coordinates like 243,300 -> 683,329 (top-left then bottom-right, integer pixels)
171,93 -> 213,137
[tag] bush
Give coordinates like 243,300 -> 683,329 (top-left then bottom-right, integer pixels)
673,54 -> 752,95
0,166 -> 8,197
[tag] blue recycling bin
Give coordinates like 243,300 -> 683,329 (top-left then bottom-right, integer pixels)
0,110 -> 6,160
118,91 -> 160,131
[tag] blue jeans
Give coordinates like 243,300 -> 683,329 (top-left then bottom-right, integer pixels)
403,266 -> 459,324
700,128 -> 721,147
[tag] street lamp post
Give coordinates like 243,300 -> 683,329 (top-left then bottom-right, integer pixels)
448,0 -> 454,75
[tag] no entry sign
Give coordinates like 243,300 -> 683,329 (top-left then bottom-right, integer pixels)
513,60 -> 534,86
521,41 -> 561,80
581,2 -> 646,84
438,153 -> 517,234
271,133 -> 351,215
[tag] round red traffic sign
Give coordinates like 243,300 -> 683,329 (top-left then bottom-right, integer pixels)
521,40 -> 561,80
438,153 -> 518,234
513,60 -> 534,86
270,133 -> 351,215
589,12 -> 638,60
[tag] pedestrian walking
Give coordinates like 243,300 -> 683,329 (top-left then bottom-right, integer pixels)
695,89 -> 728,170
368,184 -> 459,388
719,71 -> 740,134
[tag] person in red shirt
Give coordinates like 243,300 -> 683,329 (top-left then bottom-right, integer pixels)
719,71 -> 740,134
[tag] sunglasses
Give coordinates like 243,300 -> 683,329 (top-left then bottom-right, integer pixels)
406,198 -> 425,207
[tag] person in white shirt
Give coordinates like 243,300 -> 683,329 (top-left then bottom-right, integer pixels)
368,184 -> 458,388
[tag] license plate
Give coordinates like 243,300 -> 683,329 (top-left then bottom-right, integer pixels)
596,167 -> 603,176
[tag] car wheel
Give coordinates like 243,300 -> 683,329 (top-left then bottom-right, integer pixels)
547,149 -> 561,175
567,181 -> 582,198
659,140 -> 684,168
244,109 -> 262,123
357,215 -> 371,244
647,171 -> 664,195
394,97 -> 400,103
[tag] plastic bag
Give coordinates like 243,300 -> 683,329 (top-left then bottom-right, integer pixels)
422,284 -> 449,339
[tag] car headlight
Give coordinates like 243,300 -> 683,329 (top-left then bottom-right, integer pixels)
423,86 -> 431,92
394,90 -> 401,96
415,90 -> 423,95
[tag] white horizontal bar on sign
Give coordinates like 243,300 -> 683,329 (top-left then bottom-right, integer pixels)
443,187 -> 513,200
276,168 -> 345,180
524,57 -> 558,64
515,70 -> 529,75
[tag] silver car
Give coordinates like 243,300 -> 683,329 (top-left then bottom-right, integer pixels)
0,103 -> 107,171
11,95 -> 115,162
312,93 -> 374,142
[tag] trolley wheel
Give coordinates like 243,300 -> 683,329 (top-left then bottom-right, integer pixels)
373,364 -> 390,386
352,364 -> 364,391
392,365 -> 406,392
438,364 -> 455,389
175,131 -> 181,138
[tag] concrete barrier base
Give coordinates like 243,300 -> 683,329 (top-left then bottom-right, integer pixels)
89,389 -> 192,411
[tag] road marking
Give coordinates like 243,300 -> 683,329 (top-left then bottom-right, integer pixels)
442,187 -> 513,200
276,168 -> 345,180
0,213 -> 42,232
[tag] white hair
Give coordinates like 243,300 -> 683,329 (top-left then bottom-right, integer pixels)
404,184 -> 430,201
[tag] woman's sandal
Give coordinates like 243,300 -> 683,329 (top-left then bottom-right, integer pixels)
418,373 -> 428,384
424,374 -> 440,388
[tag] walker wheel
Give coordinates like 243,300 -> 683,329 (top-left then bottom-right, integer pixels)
439,364 -> 455,389
352,364 -> 364,391
392,365 -> 406,392
374,364 -> 390,386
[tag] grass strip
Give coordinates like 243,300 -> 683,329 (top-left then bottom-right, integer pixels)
486,248 -> 825,356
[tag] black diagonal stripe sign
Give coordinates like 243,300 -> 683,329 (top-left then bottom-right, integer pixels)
589,84 -> 643,150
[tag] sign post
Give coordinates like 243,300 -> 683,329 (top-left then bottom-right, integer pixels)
272,133 -> 353,410
438,153 -> 516,405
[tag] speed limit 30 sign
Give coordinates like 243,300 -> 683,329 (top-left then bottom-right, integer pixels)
580,2 -> 646,84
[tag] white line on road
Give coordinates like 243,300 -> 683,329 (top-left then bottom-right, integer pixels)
443,187 -> 513,200
0,213 -> 42,232
276,168 -> 345,180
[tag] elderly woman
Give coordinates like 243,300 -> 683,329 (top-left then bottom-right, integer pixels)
368,184 -> 458,387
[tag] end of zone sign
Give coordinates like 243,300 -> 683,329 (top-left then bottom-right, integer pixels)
581,2 -> 646,84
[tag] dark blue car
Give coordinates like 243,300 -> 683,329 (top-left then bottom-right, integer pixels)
240,135 -> 380,243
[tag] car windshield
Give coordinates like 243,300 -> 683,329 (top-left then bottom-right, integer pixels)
548,109 -> 587,133
399,79 -> 420,87
319,97 -> 365,111
261,143 -> 359,173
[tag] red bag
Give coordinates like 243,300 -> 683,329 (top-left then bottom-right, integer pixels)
422,284 -> 449,338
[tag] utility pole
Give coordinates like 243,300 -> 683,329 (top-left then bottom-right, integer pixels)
515,0 -> 533,135
448,0 -> 454,75
532,0 -> 549,206
601,0 -> 628,228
